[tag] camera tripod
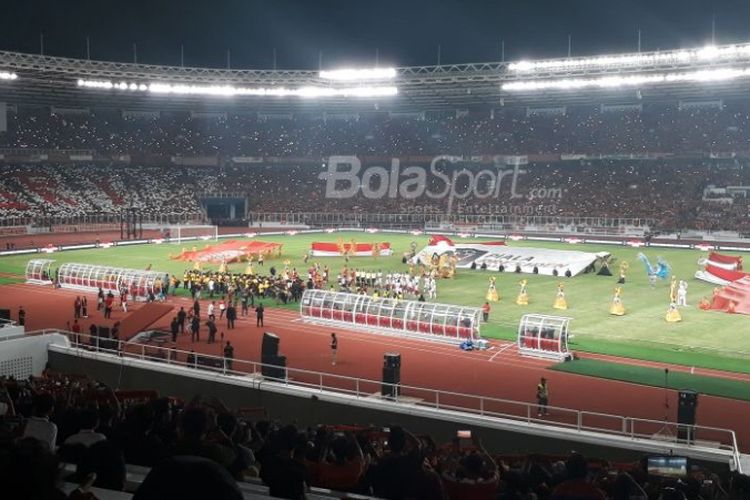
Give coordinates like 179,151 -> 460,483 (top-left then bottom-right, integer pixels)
655,368 -> 675,438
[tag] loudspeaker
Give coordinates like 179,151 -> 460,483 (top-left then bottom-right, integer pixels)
384,352 -> 401,369
0,309 -> 10,321
262,355 -> 287,379
382,365 -> 401,398
261,332 -> 280,358
677,390 -> 698,441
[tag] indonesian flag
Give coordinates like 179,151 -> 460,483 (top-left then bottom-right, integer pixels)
429,235 -> 455,247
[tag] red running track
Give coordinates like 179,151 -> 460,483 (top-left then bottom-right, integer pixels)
2,282 -> 749,452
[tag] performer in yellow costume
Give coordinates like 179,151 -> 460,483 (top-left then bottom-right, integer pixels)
665,301 -> 682,322
610,287 -> 625,316
669,276 -> 678,302
486,276 -> 500,302
516,279 -> 529,305
244,255 -> 254,275
218,258 -> 228,274
553,282 -> 568,310
617,261 -> 629,284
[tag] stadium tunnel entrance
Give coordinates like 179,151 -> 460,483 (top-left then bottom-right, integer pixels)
199,193 -> 248,223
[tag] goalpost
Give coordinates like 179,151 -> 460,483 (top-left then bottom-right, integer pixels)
166,224 -> 219,244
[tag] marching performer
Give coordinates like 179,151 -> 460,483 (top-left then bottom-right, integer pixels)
669,276 -> 678,302
553,282 -> 568,310
610,287 -> 625,316
677,280 -> 688,307
617,261 -> 629,284
516,279 -> 529,305
486,276 -> 500,302
665,301 -> 682,323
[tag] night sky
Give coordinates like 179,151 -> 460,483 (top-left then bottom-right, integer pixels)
2,0 -> 749,69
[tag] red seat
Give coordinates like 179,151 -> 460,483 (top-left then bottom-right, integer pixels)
321,309 -> 332,319
355,313 -> 365,323
367,316 -> 378,326
378,317 -> 390,328
332,310 -> 342,321
406,321 -> 418,331
392,319 -> 403,329
541,339 -> 556,351
445,326 -> 457,336
343,312 -> 353,322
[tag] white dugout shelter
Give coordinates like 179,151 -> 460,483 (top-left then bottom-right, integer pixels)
517,314 -> 572,361
25,259 -> 56,284
55,262 -> 167,299
301,289 -> 481,343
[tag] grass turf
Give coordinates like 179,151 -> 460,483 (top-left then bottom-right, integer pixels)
1,231 -> 748,372
550,358 -> 750,402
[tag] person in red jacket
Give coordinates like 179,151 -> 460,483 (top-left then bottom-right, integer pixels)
481,302 -> 491,322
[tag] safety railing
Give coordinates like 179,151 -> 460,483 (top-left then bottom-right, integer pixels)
34,328 -> 742,471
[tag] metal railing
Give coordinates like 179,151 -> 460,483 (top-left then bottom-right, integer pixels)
35,328 -> 741,471
247,212 -> 654,230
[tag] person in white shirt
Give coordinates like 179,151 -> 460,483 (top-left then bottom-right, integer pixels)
64,408 -> 107,448
208,301 -> 216,320
23,394 -> 57,451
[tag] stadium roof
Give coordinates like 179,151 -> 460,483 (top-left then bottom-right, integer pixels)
3,43 -> 750,112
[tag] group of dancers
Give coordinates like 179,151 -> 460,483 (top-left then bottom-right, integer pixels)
483,254 -> 695,322
338,268 -> 439,300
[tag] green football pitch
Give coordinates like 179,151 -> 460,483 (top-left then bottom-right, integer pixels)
1,232 -> 749,373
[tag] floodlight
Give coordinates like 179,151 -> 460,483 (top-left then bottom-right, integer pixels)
502,67 -> 750,92
319,67 -> 397,81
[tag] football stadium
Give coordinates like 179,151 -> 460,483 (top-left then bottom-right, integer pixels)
2,1 -> 750,498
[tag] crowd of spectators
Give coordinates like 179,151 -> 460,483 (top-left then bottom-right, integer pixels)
1,104 -> 750,231
4,104 -> 750,156
2,371 -> 748,500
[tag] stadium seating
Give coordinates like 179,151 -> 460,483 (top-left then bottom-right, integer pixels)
1,371 -> 745,500
1,106 -> 750,231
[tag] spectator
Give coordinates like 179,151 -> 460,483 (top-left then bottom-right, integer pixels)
64,408 -> 107,447
549,453 -> 606,500
22,393 -> 58,451
133,456 -> 243,500
172,406 -> 236,470
259,424 -> 308,499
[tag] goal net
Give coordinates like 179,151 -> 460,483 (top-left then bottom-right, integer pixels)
166,224 -> 218,244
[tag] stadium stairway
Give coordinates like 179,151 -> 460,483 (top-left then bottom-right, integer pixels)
120,302 -> 174,340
